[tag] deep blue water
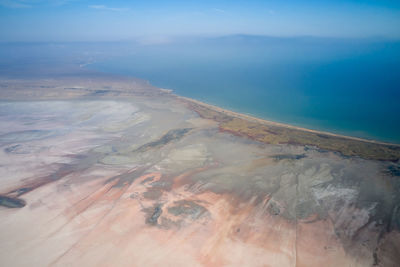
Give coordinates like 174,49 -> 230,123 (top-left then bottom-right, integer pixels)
88,37 -> 400,143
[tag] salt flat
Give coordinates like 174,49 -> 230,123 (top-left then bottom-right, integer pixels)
0,77 -> 399,266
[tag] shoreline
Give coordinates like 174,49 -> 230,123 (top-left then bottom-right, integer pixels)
84,61 -> 400,147
2,71 -> 398,160
175,95 -> 400,147
167,90 -> 400,161
85,68 -> 399,147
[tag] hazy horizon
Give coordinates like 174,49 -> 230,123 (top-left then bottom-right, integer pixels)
2,34 -> 400,45
1,0 -> 400,42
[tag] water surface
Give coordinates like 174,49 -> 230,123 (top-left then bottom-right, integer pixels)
42,38 -> 400,143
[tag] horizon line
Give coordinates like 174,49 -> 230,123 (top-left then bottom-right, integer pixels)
1,34 -> 400,45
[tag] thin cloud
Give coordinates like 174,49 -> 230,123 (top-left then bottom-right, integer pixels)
212,8 -> 225,13
0,0 -> 76,8
89,5 -> 129,12
0,0 -> 32,8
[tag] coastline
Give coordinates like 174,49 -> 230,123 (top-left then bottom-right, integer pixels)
84,63 -> 399,146
1,72 -> 399,161
171,93 -> 400,161
175,95 -> 400,147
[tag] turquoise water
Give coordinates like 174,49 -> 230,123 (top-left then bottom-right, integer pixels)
89,37 -> 400,143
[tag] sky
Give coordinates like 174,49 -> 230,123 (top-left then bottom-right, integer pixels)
0,0 -> 400,42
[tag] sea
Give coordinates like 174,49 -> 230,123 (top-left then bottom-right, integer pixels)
2,36 -> 399,143
87,36 -> 400,144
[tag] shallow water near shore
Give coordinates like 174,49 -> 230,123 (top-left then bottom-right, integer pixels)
88,38 -> 400,143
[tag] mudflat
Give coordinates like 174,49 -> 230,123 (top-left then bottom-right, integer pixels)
0,76 -> 399,266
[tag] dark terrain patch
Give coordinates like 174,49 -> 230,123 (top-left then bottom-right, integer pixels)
4,144 -> 24,154
388,205 -> 400,231
106,168 -> 147,188
142,178 -> 172,200
4,144 -> 44,154
387,165 -> 400,176
167,200 -> 208,220
143,188 -> 163,200
144,204 -> 163,225
140,176 -> 155,184
0,195 -> 26,208
0,130 -> 55,143
271,154 -> 307,161
268,201 -> 281,215
91,89 -> 110,96
134,128 -> 191,152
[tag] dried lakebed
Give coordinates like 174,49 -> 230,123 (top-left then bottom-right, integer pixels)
0,78 -> 399,266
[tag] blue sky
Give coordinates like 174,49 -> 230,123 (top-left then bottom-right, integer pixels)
0,0 -> 400,42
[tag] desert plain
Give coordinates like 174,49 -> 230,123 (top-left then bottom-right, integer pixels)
0,76 -> 399,266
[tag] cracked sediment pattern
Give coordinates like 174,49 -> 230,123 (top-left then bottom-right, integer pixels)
0,77 -> 399,266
